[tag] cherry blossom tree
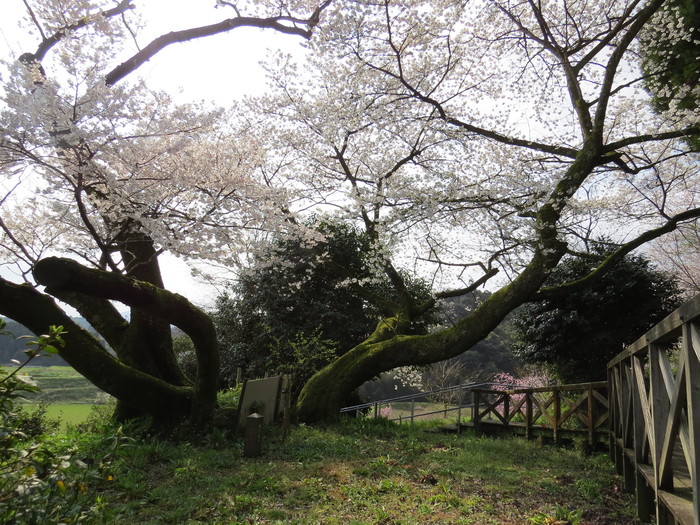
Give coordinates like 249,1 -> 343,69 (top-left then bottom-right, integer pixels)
236,0 -> 700,422
650,224 -> 700,294
1,0 -> 699,428
0,0 -> 328,430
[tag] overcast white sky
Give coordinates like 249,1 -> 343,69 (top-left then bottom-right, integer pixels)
1,0 -> 308,101
0,0 -> 310,309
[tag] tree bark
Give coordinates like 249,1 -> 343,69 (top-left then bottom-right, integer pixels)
296,248 -> 559,422
32,256 -> 220,428
0,278 -> 191,425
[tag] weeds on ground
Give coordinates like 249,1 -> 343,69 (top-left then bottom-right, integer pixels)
0,322 -> 118,525
98,418 -> 637,525
1,332 -> 638,525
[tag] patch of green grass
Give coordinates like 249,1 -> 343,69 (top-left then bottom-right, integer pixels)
89,418 -> 638,525
42,403 -> 95,425
8,365 -> 107,430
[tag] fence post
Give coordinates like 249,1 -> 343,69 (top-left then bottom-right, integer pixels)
525,392 -> 533,440
631,353 -> 654,523
683,322 -> 700,525
587,385 -> 594,446
456,389 -> 462,434
608,366 -> 618,467
410,399 -> 415,425
473,390 -> 481,437
243,413 -> 264,458
553,390 -> 560,444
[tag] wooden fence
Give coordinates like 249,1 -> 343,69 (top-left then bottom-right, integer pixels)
471,382 -> 609,445
608,294 -> 700,525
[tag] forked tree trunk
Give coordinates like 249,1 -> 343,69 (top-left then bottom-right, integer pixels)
0,257 -> 220,432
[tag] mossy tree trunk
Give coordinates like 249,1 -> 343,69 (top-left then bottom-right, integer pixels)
296,246 -> 561,423
0,255 -> 219,431
297,144 -> 600,423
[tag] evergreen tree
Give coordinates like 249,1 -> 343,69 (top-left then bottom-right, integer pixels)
510,243 -> 683,382
212,221 -> 434,390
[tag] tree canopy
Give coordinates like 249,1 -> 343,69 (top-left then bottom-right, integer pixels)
0,0 -> 330,430
640,0 -> 700,148
0,0 -> 699,427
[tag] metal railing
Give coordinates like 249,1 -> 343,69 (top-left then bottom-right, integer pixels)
340,382 -> 511,426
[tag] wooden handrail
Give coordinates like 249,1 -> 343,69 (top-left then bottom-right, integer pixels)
608,294 -> 700,525
471,382 -> 608,446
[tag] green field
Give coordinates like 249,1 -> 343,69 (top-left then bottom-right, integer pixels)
42,403 -> 96,424
5,365 -> 106,427
18,403 -> 96,430
10,365 -> 107,404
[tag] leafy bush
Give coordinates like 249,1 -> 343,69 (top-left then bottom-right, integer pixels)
0,321 -> 112,524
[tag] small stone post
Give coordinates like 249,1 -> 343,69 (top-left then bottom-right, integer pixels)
243,413 -> 264,457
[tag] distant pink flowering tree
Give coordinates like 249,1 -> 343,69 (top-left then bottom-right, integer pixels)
490,370 -> 553,418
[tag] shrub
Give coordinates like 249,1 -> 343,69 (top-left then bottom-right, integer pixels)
0,321 -> 110,524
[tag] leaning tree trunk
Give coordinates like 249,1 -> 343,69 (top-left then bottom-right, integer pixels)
297,137 -> 612,423
296,247 -> 560,423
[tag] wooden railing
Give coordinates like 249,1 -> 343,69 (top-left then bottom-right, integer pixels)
608,294 -> 700,525
471,382 -> 609,445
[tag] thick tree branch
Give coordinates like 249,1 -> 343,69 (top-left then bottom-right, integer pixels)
42,287 -> 129,353
31,0 -> 135,62
434,268 -> 500,301
412,268 -> 500,317
32,257 -> 218,409
0,277 -> 189,414
593,0 -> 665,136
572,0 -> 643,72
604,125 -> 700,153
533,207 -> 700,301
105,1 -> 332,85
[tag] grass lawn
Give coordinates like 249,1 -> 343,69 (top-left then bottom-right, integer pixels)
98,419 -> 637,525
43,403 -> 95,425
8,365 -> 106,429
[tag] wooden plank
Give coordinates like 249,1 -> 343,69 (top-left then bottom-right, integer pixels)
510,381 -> 607,394
531,393 -> 556,427
650,344 -> 673,489
557,391 -> 588,426
588,385 -> 595,445
659,355 -> 687,491
632,453 -> 695,524
682,322 -> 700,525
593,388 -> 608,408
553,390 -> 561,444
609,295 -> 700,366
525,393 -> 532,440
657,489 -> 696,525
632,355 -> 650,464
633,355 -> 655,456
460,420 -> 609,443
622,365 -> 634,449
509,394 -> 526,420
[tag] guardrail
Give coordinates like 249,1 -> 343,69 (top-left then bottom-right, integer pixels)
340,382 -> 505,426
608,294 -> 700,525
